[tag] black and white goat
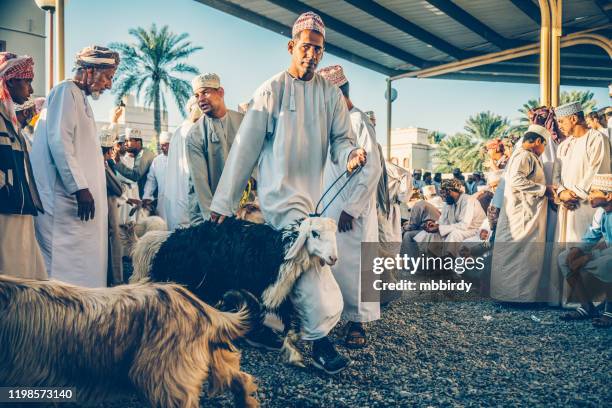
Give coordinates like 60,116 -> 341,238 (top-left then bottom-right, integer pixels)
130,216 -> 338,366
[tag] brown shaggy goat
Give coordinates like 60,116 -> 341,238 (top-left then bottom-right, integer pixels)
0,275 -> 258,408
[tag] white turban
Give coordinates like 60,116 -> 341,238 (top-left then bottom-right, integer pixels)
159,131 -> 172,144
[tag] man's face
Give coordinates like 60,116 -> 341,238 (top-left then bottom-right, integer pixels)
288,30 -> 325,79
533,138 -> 546,156
413,172 -> 421,181
160,142 -> 170,156
585,116 -> 597,129
440,189 -> 460,205
479,229 -> 490,241
7,78 -> 33,105
557,115 -> 577,137
102,147 -> 112,161
195,87 -> 224,117
127,139 -> 142,154
467,176 -> 475,183
424,175 -> 432,183
85,67 -> 116,97
587,189 -> 611,208
115,141 -> 126,155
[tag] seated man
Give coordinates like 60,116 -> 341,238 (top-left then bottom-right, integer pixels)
558,173 -> 612,328
415,179 -> 486,257
402,185 -> 441,241
474,185 -> 494,214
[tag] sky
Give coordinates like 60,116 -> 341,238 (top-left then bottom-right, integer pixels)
63,0 -> 610,143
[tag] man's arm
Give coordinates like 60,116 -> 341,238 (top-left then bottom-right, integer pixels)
576,209 -> 605,252
114,152 -> 152,182
567,133 -> 610,200
329,89 -> 357,168
210,90 -> 271,217
342,117 -> 382,219
105,164 -> 124,198
438,197 -> 478,237
142,158 -> 158,200
46,85 -> 88,194
508,152 -> 546,196
46,85 -> 96,221
185,122 -> 215,219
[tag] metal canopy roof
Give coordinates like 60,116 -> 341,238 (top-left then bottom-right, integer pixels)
196,0 -> 611,87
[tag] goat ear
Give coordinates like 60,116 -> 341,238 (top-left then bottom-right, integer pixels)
284,219 -> 311,260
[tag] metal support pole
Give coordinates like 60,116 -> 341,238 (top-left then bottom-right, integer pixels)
538,0 -> 552,106
386,78 -> 392,160
57,0 -> 65,81
48,9 -> 54,92
551,0 -> 563,107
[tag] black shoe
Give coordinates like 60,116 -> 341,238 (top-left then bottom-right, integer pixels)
245,325 -> 284,351
312,337 -> 351,374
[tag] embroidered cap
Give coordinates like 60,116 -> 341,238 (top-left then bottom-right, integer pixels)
292,11 -> 325,39
555,101 -> 583,117
191,73 -> 221,92
317,65 -> 348,87
591,174 -> 612,193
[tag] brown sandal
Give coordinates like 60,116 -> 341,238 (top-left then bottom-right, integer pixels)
345,322 -> 367,349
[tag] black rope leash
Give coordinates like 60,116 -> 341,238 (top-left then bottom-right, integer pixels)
311,166 -> 363,217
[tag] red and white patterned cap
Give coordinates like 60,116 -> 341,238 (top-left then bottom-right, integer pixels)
292,11 -> 325,39
0,52 -> 34,128
317,65 -> 348,87
0,52 -> 34,80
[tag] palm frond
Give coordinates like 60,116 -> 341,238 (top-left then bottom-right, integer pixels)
109,24 -> 202,121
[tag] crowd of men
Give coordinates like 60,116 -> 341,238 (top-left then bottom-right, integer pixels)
1,11 -> 611,376
401,103 -> 611,328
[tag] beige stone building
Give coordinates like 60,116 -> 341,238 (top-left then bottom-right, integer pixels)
1,1 -> 46,97
387,127 -> 438,171
96,94 -> 169,146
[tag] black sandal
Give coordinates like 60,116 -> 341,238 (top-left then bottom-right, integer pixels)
560,306 -> 595,321
592,312 -> 612,328
345,322 -> 367,349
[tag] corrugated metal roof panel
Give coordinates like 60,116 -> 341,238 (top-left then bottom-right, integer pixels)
201,0 -> 610,86
376,0 -> 494,50
454,0 -> 539,39
306,0 -> 450,61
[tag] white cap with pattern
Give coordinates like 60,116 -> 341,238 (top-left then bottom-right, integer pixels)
591,174 -> 612,193
555,101 -> 583,117
125,127 -> 142,140
191,73 -> 221,92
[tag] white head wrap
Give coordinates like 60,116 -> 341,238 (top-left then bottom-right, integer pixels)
159,131 -> 172,144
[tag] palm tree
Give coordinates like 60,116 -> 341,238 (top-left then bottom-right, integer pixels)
427,130 -> 446,145
110,24 -> 202,148
434,134 -> 476,172
463,111 -> 509,141
462,111 -> 509,171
